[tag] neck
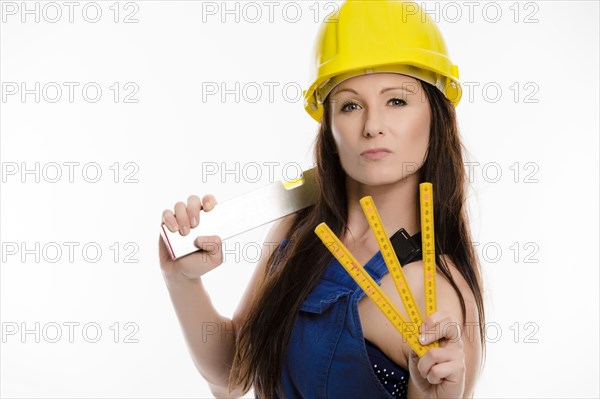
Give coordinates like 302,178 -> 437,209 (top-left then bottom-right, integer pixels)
343,172 -> 421,244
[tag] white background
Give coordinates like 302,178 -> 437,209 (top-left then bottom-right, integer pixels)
1,1 -> 599,398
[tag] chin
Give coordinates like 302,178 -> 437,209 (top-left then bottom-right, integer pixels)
349,168 -> 405,187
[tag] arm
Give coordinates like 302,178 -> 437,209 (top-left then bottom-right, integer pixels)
163,213 -> 297,398
163,275 -> 242,397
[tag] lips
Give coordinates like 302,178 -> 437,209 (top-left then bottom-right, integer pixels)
361,148 -> 392,160
360,148 -> 392,155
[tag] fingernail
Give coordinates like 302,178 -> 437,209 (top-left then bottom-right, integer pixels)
419,334 -> 427,344
191,217 -> 197,228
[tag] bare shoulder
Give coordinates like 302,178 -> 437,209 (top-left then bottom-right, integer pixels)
401,255 -> 478,325
231,212 -> 298,333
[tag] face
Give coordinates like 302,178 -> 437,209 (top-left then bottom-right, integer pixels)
329,73 -> 431,186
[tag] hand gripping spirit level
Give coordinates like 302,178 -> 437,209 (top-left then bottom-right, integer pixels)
160,167 -> 318,261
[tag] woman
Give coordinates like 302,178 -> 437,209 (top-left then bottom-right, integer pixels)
159,1 -> 486,398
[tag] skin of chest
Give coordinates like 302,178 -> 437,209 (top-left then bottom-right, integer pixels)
356,256 -> 427,371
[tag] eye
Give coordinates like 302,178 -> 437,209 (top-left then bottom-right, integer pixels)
388,98 -> 407,106
340,100 -> 361,113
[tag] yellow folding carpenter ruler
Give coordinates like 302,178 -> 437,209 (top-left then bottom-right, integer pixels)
314,183 -> 438,357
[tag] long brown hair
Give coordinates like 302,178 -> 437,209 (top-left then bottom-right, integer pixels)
228,78 -> 486,398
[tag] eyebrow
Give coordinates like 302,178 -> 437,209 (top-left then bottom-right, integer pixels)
332,86 -> 416,96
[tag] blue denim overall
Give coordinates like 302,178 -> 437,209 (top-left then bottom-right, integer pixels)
256,238 -> 410,399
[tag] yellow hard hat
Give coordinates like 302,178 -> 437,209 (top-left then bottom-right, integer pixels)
302,0 -> 463,123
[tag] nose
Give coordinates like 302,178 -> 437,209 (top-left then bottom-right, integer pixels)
362,107 -> 385,138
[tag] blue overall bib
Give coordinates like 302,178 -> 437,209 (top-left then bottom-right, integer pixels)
255,238 -> 413,399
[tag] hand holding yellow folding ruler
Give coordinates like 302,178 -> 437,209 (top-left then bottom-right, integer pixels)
314,183 -> 438,357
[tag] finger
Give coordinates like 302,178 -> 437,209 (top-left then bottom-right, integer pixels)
419,322 -> 462,347
195,235 -> 222,257
421,310 -> 452,332
420,311 -> 452,336
442,322 -> 462,345
420,313 -> 462,345
426,359 -> 465,385
174,201 -> 190,236
416,347 -> 458,379
187,195 -> 202,228
202,194 -> 217,212
162,209 -> 178,232
426,363 -> 446,385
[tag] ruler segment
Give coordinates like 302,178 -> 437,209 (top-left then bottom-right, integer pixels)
359,196 -> 424,330
419,183 -> 439,348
